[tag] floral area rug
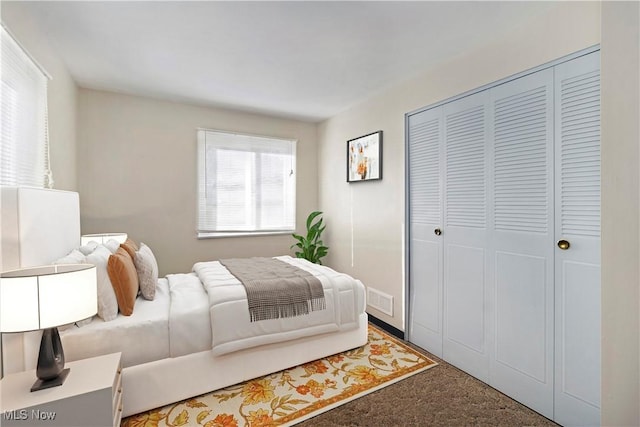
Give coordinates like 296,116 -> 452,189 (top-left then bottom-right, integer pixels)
122,324 -> 437,427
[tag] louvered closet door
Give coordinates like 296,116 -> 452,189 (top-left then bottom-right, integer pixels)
441,91 -> 491,382
489,68 -> 555,419
553,51 -> 601,427
408,106 -> 444,356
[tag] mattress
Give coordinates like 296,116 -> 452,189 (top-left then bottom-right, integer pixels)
60,277 -> 211,368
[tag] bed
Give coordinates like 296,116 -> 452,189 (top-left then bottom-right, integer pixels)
0,187 -> 368,417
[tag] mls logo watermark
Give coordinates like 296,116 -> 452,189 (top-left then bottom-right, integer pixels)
2,409 -> 57,422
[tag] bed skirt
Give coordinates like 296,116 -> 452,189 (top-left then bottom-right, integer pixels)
121,313 -> 368,417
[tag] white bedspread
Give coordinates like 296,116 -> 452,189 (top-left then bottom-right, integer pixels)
192,255 -> 365,356
166,272 -> 211,357
61,276 -> 212,368
61,279 -> 172,368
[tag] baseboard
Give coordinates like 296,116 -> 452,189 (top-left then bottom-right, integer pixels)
368,315 -> 404,340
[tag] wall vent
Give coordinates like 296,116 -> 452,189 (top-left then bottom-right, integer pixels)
367,287 -> 393,316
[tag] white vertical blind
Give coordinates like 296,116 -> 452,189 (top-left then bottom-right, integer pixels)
0,25 -> 51,188
197,129 -> 296,236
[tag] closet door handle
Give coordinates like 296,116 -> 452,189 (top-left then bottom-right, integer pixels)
434,228 -> 442,236
557,239 -> 570,250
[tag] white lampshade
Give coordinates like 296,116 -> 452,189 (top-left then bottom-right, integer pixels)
0,264 -> 97,333
80,232 -> 128,246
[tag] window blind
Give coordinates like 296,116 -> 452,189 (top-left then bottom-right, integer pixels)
197,129 -> 296,236
1,25 -> 51,188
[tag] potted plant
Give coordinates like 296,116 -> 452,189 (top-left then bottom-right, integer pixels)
291,211 -> 329,264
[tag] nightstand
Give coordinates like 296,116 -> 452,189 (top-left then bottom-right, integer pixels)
0,353 -> 122,427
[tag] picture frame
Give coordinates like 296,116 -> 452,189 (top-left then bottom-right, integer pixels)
347,130 -> 382,183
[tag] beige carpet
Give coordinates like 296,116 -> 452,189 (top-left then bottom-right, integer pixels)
122,325 -> 436,426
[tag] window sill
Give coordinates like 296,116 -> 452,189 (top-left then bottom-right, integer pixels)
197,230 -> 294,239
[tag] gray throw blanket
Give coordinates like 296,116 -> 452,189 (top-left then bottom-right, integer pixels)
219,257 -> 326,322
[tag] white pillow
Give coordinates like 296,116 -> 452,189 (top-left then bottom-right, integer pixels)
103,239 -> 121,253
53,249 -> 85,264
134,243 -> 158,300
78,241 -> 99,256
84,246 -> 119,321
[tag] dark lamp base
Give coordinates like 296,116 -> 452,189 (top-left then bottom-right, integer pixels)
31,368 -> 70,392
31,327 -> 68,392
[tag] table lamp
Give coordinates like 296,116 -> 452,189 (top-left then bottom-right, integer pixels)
0,264 -> 97,391
80,232 -> 128,246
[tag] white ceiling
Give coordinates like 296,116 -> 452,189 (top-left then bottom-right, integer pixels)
20,1 -> 557,122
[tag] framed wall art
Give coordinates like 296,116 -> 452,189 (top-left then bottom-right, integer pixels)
347,130 -> 382,183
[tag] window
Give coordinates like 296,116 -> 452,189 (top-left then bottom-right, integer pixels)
1,24 -> 51,188
197,129 -> 296,237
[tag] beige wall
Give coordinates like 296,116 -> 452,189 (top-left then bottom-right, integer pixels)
77,89 -> 318,276
1,2 -> 78,191
601,2 -> 640,425
317,1 -> 601,330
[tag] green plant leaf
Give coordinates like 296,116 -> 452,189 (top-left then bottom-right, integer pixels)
291,211 -> 328,264
306,211 -> 323,230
